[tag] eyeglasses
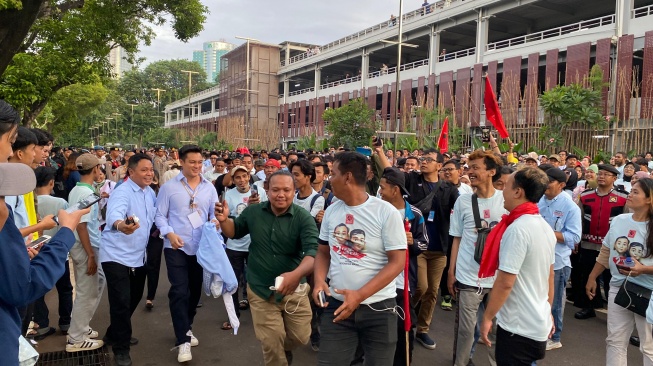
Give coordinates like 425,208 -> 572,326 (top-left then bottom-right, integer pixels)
440,168 -> 456,173
597,172 -> 616,178
419,157 -> 437,163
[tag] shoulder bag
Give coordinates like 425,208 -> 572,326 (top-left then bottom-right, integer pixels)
472,194 -> 491,264
614,274 -> 651,317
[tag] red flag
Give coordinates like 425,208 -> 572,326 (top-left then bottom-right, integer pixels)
437,117 -> 449,153
403,219 -> 411,332
484,77 -> 509,139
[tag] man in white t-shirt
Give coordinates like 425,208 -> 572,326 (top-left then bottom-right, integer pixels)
312,151 -> 406,365
480,167 -> 556,365
290,159 -> 325,219
448,149 -> 506,366
223,165 -> 266,327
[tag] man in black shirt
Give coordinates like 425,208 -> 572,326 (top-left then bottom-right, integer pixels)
373,140 -> 458,350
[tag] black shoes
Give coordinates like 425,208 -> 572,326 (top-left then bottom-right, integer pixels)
574,308 -> 596,319
113,353 -> 132,366
114,352 -> 132,366
630,336 -> 641,347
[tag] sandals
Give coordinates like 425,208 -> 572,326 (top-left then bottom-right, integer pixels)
145,300 -> 154,310
221,321 -> 233,330
239,300 -> 249,310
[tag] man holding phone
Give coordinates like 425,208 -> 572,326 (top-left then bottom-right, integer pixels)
66,153 -> 105,352
222,165 -> 267,329
100,153 -> 156,366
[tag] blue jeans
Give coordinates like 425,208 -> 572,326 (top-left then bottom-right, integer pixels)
318,297 -> 398,366
551,266 -> 571,342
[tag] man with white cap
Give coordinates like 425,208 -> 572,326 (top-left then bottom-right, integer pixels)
66,153 -> 105,352
0,163 -> 89,365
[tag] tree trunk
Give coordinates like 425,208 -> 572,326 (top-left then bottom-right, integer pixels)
0,0 -> 47,76
22,99 -> 49,127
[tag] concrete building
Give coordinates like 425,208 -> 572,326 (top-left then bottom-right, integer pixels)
108,46 -> 132,79
165,0 -> 653,152
192,40 -> 236,82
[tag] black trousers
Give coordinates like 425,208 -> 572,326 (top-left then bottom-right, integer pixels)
102,261 -> 146,353
226,248 -> 248,318
146,234 -> 164,301
573,247 -> 605,309
33,259 -> 73,329
440,244 -> 453,298
164,248 -> 203,346
495,326 -> 545,366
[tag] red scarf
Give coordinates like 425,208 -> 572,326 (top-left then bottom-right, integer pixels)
478,202 -> 540,279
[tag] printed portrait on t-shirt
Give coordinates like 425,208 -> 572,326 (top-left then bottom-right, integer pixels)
612,236 -> 630,265
235,203 -> 247,216
331,220 -> 367,259
346,229 -> 366,252
333,223 -> 349,246
629,242 -> 645,261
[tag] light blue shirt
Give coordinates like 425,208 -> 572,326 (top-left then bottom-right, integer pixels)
4,196 -> 29,234
68,184 -> 101,248
155,173 -> 219,256
100,178 -> 156,267
538,192 -> 582,270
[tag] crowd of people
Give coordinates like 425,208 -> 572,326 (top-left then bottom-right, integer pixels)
2,96 -> 653,366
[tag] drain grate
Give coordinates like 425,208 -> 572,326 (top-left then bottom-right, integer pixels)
36,348 -> 111,366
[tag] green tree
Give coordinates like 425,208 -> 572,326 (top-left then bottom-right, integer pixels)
323,98 -> 378,148
0,0 -> 208,125
539,65 -> 608,149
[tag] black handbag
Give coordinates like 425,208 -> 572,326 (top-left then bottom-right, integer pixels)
472,194 -> 491,264
613,276 -> 651,317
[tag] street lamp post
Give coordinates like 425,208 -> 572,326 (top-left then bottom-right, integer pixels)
180,70 -> 200,131
379,0 -> 418,144
151,88 -> 166,127
235,36 -> 261,148
105,117 -> 114,142
127,103 -> 138,141
112,113 -> 121,141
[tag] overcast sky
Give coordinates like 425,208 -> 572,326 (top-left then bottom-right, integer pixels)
138,0 -> 410,65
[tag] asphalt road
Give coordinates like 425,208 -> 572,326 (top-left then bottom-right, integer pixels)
36,262 -> 643,366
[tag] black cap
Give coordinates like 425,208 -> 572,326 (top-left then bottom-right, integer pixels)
396,158 -> 407,167
598,164 -> 620,176
546,168 -> 568,183
566,154 -> 579,161
382,167 -> 410,196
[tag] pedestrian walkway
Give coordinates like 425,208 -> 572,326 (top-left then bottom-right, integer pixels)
35,264 -> 638,365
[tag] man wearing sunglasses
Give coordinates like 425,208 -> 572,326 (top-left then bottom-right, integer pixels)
373,138 -> 459,350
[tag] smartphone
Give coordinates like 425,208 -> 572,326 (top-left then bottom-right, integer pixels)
355,147 -> 372,156
28,235 -> 51,250
318,290 -> 327,307
373,136 -> 383,147
481,128 -> 491,143
251,184 -> 259,197
66,192 -> 101,213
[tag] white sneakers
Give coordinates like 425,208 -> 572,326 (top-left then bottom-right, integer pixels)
174,331 -> 198,362
177,342 -> 192,362
186,330 -> 199,347
546,339 -> 562,350
66,339 -> 104,352
65,328 -> 102,352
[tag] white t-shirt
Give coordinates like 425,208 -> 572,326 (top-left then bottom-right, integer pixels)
458,183 -> 474,195
319,196 -> 406,304
224,186 -> 268,252
294,189 -> 325,217
395,209 -> 407,290
449,191 -> 507,288
614,179 -> 632,193
604,214 -> 653,289
497,214 -> 556,342
203,170 -> 223,183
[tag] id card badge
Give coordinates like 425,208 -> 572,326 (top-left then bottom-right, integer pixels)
427,211 -> 435,222
188,211 -> 203,229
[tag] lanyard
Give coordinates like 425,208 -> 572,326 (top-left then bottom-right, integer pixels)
181,180 -> 199,210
